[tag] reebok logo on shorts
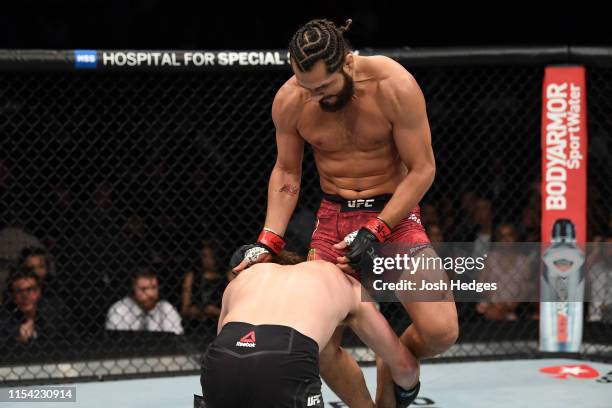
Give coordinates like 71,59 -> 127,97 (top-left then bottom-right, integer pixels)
236,330 -> 257,348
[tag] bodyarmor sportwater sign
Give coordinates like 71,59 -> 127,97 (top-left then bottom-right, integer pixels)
540,66 -> 587,352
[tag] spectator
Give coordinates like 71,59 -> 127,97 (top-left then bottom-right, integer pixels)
19,246 -> 58,292
2,246 -> 58,304
0,267 -> 69,345
181,244 -> 227,333
106,267 -> 183,335
476,223 -> 532,321
588,234 -> 612,323
0,214 -> 45,301
19,246 -> 50,279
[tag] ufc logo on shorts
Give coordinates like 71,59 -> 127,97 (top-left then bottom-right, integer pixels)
307,394 -> 321,406
347,199 -> 374,208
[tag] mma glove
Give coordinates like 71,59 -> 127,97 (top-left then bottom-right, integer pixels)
229,228 -> 286,270
344,217 -> 392,271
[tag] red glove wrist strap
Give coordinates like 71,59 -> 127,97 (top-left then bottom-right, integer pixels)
257,229 -> 285,254
364,218 -> 392,242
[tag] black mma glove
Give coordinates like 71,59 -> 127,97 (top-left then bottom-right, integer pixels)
344,217 -> 392,271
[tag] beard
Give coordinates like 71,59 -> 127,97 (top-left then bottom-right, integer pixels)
319,70 -> 355,112
137,298 -> 157,312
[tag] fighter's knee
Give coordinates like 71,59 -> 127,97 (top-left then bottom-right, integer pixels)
441,319 -> 459,349
424,314 -> 459,352
409,310 -> 458,355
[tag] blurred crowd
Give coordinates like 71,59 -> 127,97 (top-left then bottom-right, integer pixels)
0,240 -> 229,347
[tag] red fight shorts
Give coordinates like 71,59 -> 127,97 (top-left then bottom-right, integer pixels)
307,194 -> 430,276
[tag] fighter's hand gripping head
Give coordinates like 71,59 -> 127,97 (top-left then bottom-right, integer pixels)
230,228 -> 286,273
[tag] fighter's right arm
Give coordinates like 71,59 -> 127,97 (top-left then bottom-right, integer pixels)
264,84 -> 305,236
345,281 -> 419,390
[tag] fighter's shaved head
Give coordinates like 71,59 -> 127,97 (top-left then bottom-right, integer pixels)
289,18 -> 352,73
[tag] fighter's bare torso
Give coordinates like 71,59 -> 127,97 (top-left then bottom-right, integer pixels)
281,55 -> 416,198
221,261 -> 358,350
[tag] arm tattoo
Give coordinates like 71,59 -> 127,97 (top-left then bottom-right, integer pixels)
277,184 -> 299,195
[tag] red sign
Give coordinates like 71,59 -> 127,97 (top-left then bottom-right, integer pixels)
541,66 -> 587,244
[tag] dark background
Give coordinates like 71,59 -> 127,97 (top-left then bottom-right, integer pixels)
1,0 -> 610,49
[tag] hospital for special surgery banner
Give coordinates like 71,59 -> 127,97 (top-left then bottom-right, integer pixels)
540,66 -> 588,352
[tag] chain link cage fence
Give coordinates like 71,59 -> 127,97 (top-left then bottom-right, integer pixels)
584,66 -> 612,360
0,48 -> 610,384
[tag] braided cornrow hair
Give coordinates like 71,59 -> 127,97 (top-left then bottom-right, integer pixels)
289,18 -> 353,73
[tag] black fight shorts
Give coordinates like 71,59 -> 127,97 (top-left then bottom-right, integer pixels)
200,322 -> 323,408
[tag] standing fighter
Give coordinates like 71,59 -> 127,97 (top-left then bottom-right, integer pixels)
233,19 -> 458,407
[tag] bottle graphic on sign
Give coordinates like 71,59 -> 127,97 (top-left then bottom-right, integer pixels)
540,219 -> 585,352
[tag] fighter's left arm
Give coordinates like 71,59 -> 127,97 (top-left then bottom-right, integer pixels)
377,72 -> 435,228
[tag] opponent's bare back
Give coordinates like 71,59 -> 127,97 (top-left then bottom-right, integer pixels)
221,260 -> 358,350
272,54 -> 432,199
